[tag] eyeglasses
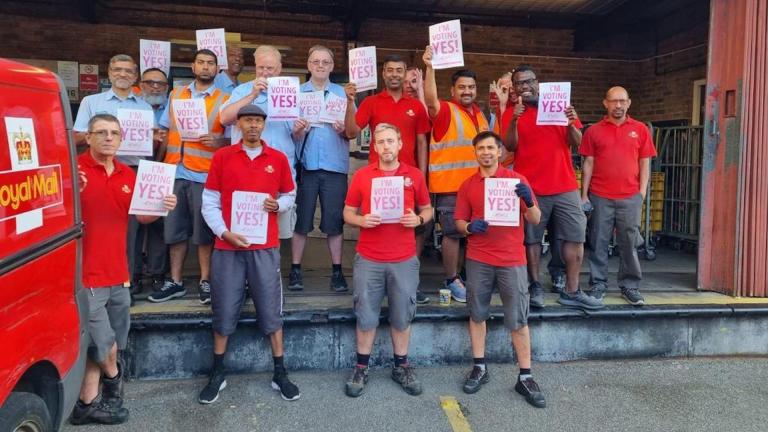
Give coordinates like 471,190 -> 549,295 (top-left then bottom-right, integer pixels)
309,60 -> 333,67
88,129 -> 121,138
110,67 -> 136,75
141,80 -> 168,88
513,78 -> 537,88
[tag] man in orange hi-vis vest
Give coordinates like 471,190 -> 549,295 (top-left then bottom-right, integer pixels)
423,45 -> 489,304
149,49 -> 229,305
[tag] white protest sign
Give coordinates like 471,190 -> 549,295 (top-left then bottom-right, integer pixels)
139,39 -> 171,75
536,82 -> 571,126
230,191 -> 269,245
172,99 -> 208,140
267,76 -> 300,121
429,20 -> 464,69
371,176 -> 404,224
484,178 -> 520,226
298,91 -> 324,124
129,160 -> 176,216
348,46 -> 377,92
196,28 -> 228,70
319,93 -> 347,124
117,109 -> 154,156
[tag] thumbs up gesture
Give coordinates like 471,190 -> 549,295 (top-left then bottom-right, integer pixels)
513,96 -> 525,120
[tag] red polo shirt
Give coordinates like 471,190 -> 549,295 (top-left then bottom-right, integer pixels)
455,166 -> 533,267
579,116 -> 657,199
513,106 -> 582,196
79,151 -> 136,288
431,100 -> 486,142
356,90 -> 431,168
205,141 -> 294,251
345,163 -> 430,262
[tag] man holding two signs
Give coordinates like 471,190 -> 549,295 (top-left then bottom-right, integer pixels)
454,131 -> 546,408
342,123 -> 433,397
198,104 -> 299,404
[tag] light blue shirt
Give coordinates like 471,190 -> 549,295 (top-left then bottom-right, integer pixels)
159,82 -> 218,183
213,71 -> 239,95
74,89 -> 154,166
223,81 -> 297,179
298,81 -> 350,174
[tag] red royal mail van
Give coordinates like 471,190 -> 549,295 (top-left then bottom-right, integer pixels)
0,58 -> 88,431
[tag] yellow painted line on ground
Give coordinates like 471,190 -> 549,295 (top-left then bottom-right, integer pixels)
440,396 -> 472,432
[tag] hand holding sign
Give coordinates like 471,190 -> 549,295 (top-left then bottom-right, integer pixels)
344,82 -> 357,101
422,45 -> 433,68
129,160 -> 177,216
223,231 -> 250,248
360,213 -> 382,228
564,105 -> 579,126
399,209 -> 421,228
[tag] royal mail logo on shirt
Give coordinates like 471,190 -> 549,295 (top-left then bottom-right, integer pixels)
628,131 -> 639,139
406,109 -> 415,117
404,177 -> 413,187
122,185 -> 131,194
265,165 -> 274,174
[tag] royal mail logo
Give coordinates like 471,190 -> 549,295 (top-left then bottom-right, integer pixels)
13,126 -> 34,164
122,185 -> 131,194
404,177 -> 413,187
629,131 -> 639,139
0,165 -> 63,221
406,109 -> 415,117
265,165 -> 274,174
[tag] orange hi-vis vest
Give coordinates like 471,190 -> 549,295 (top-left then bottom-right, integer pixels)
429,102 -> 489,193
164,85 -> 228,173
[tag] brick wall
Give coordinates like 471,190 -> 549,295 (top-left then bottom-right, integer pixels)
0,8 -> 707,124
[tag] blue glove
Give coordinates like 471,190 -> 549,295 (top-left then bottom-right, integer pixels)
515,182 -> 535,208
467,219 -> 489,234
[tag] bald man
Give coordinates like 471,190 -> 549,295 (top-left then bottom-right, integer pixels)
579,87 -> 657,306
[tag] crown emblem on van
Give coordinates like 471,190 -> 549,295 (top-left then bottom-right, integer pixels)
13,127 -> 33,164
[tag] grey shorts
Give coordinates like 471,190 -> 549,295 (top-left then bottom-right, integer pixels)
164,179 -> 214,246
294,169 -> 346,236
435,193 -> 464,239
466,260 -> 529,330
353,254 -> 419,331
86,285 -> 131,363
524,190 -> 586,245
211,248 -> 283,336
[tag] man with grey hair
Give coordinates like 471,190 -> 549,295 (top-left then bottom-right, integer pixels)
342,123 -> 432,397
220,45 -> 304,244
73,54 -> 155,299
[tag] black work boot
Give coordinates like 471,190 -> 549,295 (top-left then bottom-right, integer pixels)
101,362 -> 124,408
69,399 -> 129,425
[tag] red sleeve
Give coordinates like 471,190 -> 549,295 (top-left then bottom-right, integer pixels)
355,97 -> 371,129
414,102 -> 432,135
414,170 -> 431,207
573,117 -> 584,129
430,100 -> 453,142
204,151 -> 222,191
639,125 -> 657,158
578,127 -> 594,156
278,154 -> 294,193
454,180 -> 472,222
344,172 -> 363,207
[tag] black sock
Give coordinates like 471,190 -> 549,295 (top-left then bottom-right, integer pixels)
291,263 -> 301,271
77,399 -> 92,407
473,357 -> 486,370
332,264 -> 342,273
356,353 -> 370,368
273,355 -> 285,370
213,353 -> 225,371
394,354 -> 408,367
445,275 -> 459,285
519,368 -> 532,380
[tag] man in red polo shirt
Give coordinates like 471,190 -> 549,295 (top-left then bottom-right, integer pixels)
454,130 -> 545,408
580,86 -> 657,306
71,114 -> 176,425
342,123 -> 433,398
345,54 -> 432,304
198,104 -> 300,404
503,64 -> 603,311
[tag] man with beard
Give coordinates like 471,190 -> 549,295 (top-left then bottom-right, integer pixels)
345,55 -> 432,303
148,49 -> 229,305
580,86 -> 656,306
74,55 -> 155,298
198,104 -> 300,404
422,45 -> 490,304
454,131 -> 545,408
220,45 -> 303,248
503,64 -> 602,311
343,123 -> 432,398
213,43 -> 243,94
135,68 -> 171,295
289,45 -> 352,293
